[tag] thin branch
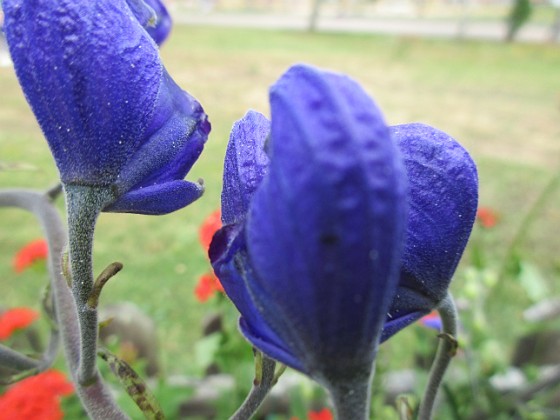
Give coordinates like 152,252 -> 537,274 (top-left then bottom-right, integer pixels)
0,189 -> 128,419
230,352 -> 278,420
418,293 -> 459,420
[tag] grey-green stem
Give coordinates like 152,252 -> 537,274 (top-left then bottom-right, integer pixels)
0,189 -> 128,419
65,184 -> 113,385
230,353 -> 277,420
417,292 -> 459,420
327,371 -> 373,420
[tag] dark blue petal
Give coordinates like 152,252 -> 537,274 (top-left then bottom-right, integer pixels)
243,64 -> 407,379
209,223 -> 304,372
382,123 -> 478,340
105,179 -> 203,215
4,0 -> 160,184
141,0 -> 172,45
111,70 -> 209,195
221,111 -> 270,225
126,0 -> 157,28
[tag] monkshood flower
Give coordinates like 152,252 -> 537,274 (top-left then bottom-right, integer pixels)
211,64 -> 408,417
3,0 -> 209,215
380,123 -> 478,341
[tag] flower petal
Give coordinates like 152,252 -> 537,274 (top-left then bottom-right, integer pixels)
210,224 -> 303,371
382,123 -> 478,339
221,110 -> 270,225
105,179 -> 203,215
142,0 -> 172,45
4,0 -> 161,185
245,65 -> 407,376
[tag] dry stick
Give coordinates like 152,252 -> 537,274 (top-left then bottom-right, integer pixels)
0,189 -> 128,420
417,293 -> 459,420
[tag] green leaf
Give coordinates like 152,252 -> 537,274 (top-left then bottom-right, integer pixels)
517,261 -> 549,302
194,333 -> 222,371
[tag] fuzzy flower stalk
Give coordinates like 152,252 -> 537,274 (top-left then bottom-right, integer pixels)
3,0 -> 209,390
210,64 -> 478,419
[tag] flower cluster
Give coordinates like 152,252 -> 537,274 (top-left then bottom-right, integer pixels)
0,370 -> 73,420
210,64 -> 478,414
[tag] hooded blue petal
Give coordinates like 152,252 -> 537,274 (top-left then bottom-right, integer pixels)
381,123 -> 478,341
3,0 -> 209,215
141,0 -> 172,45
221,110 -> 270,225
212,64 -> 407,383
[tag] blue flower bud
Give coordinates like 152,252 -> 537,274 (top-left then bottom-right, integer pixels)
3,0 -> 209,215
381,123 -> 478,341
211,64 -> 408,388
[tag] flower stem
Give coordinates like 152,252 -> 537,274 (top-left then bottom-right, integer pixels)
418,292 -> 459,420
230,352 -> 277,420
0,189 -> 128,419
65,184 -> 113,385
328,372 -> 373,420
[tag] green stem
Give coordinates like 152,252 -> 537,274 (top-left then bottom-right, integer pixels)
230,353 -> 277,420
492,170 -> 560,300
0,344 -> 39,373
418,293 -> 459,420
0,189 -> 127,419
65,184 -> 113,385
327,369 -> 373,420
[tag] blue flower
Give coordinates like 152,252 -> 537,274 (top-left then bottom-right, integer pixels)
3,0 -> 209,215
211,65 -> 408,391
380,123 -> 478,341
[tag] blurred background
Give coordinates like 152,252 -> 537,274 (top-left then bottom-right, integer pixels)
1,0 -> 559,418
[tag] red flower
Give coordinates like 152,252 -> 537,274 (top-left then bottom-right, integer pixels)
0,369 -> 73,420
309,409 -> 334,420
0,307 -> 39,340
195,272 -> 224,302
13,239 -> 48,273
199,210 -> 222,252
476,207 -> 499,229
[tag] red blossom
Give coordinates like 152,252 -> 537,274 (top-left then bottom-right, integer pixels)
292,408 -> 334,420
476,207 -> 499,229
13,239 -> 48,273
199,210 -> 222,252
195,272 -> 224,302
0,369 -> 73,420
0,307 -> 39,340
309,409 -> 334,420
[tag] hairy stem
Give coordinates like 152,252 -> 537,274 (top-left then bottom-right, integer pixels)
328,372 -> 373,420
418,293 -> 459,420
65,184 -> 113,385
0,189 -> 128,419
230,353 -> 277,420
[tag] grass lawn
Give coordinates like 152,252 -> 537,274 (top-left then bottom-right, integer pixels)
1,24 -> 559,383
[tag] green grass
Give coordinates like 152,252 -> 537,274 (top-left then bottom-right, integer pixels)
1,25 -> 559,379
